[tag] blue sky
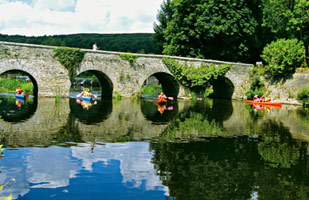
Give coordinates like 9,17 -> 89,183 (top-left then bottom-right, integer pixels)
0,0 -> 164,36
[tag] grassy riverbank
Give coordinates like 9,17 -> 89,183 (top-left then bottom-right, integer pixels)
141,85 -> 162,96
0,78 -> 34,94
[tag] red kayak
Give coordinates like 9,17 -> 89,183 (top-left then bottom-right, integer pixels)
246,100 -> 282,107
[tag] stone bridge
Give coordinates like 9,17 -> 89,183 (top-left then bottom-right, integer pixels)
0,41 -> 253,99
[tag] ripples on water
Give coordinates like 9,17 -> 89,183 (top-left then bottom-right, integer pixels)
0,95 -> 309,200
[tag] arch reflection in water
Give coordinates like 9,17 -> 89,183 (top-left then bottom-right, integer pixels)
69,98 -> 112,125
181,98 -> 233,123
141,100 -> 179,124
0,95 -> 38,123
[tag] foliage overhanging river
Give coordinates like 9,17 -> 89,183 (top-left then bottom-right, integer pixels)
0,95 -> 309,200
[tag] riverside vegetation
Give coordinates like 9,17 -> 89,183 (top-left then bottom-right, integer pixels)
0,78 -> 33,94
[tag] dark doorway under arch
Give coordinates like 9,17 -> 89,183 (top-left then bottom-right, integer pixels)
143,72 -> 179,98
72,70 -> 113,98
209,77 -> 234,99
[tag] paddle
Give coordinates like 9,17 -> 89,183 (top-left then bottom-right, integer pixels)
167,106 -> 173,110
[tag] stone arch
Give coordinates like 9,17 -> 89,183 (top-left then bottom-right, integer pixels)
0,69 -> 39,96
210,77 -> 235,99
142,72 -> 179,98
76,70 -> 113,97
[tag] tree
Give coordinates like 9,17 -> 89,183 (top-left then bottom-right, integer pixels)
155,0 -> 260,62
41,37 -> 66,46
261,0 -> 293,38
286,0 -> 309,66
152,0 -> 173,53
262,0 -> 309,66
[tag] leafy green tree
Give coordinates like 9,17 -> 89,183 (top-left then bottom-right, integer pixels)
152,0 -> 173,53
261,0 -> 293,38
41,37 -> 65,46
262,0 -> 309,66
286,0 -> 309,66
156,0 -> 260,62
261,38 -> 305,79
245,67 -> 265,99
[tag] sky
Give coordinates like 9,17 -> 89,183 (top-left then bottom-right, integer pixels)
0,0 -> 164,36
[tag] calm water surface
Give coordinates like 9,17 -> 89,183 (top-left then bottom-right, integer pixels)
0,95 -> 309,200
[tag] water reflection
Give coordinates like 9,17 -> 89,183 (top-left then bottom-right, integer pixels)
0,96 -> 37,123
69,98 -> 112,125
257,120 -> 300,168
150,128 -> 309,199
141,100 -> 179,124
0,143 -> 169,200
1,97 -> 309,199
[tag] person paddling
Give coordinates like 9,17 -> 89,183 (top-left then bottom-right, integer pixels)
77,88 -> 97,98
16,86 -> 24,95
157,92 -> 167,104
158,92 -> 167,100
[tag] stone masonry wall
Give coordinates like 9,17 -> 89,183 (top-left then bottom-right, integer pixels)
0,41 -> 254,99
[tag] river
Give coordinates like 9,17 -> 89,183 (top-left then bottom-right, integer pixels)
0,95 -> 309,199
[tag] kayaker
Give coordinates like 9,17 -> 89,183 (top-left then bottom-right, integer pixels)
85,88 -> 98,98
158,92 -> 167,100
16,86 -> 24,95
83,88 -> 91,97
77,88 -> 97,98
260,96 -> 265,102
253,94 -> 259,102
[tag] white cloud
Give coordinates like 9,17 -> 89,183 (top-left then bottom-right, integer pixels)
0,0 -> 163,36
32,0 -> 76,11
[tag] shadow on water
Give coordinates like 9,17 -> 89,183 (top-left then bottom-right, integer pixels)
141,100 -> 179,124
0,95 -> 38,123
69,97 -> 112,125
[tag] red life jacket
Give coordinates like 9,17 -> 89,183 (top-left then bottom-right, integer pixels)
16,89 -> 23,94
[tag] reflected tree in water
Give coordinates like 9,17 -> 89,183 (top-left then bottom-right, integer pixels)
257,121 -> 300,168
150,139 -> 258,199
158,99 -> 232,140
150,119 -> 309,199
159,112 -> 227,140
